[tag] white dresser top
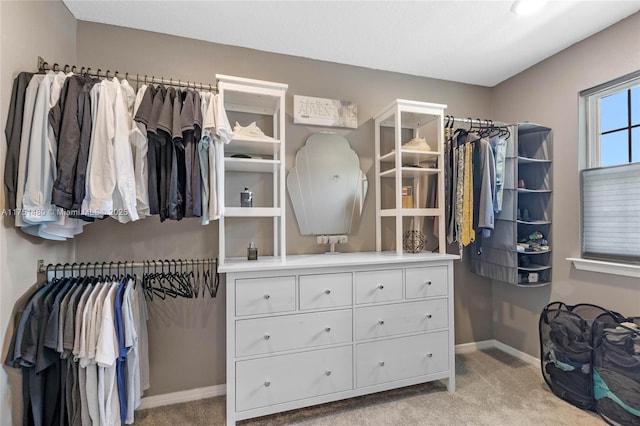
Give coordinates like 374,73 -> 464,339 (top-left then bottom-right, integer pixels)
219,251 -> 459,274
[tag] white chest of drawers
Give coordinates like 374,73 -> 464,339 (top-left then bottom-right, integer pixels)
220,252 -> 457,425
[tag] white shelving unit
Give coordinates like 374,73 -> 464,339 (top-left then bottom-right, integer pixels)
374,100 -> 447,254
216,75 -> 288,265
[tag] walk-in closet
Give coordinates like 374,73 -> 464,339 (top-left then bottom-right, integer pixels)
2,2 -> 639,425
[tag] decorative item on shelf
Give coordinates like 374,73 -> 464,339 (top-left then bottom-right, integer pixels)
402,136 -> 431,151
247,242 -> 258,260
403,230 -> 426,253
240,187 -> 253,207
293,95 -> 358,129
518,179 -> 527,189
233,122 -> 276,141
402,185 -> 414,208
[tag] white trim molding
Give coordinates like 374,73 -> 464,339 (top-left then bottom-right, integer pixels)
492,340 -> 540,367
454,340 -> 494,354
139,384 -> 226,410
568,257 -> 640,279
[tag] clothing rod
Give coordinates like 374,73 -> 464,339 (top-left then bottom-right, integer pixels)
37,56 -> 217,92
447,115 -> 511,128
37,258 -> 217,274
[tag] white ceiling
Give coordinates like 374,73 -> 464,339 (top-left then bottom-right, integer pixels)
63,1 -> 640,87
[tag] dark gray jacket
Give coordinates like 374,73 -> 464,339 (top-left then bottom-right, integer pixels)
4,72 -> 34,210
50,75 -> 92,209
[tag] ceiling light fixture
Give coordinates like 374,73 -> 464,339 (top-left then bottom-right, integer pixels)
511,0 -> 547,15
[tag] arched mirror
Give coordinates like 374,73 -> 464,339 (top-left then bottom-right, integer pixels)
287,132 -> 367,235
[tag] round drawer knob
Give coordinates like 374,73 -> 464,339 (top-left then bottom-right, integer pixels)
377,284 -> 384,290
426,353 -> 433,358
263,294 -> 270,300
426,314 -> 432,319
378,320 -> 384,325
264,380 -> 271,387
325,370 -> 332,376
264,334 -> 270,340
325,327 -> 331,333
324,289 -> 331,295
426,281 -> 432,286
378,361 -> 385,367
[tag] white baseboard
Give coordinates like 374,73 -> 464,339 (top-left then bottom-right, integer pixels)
492,340 -> 540,367
139,384 -> 226,410
139,340 -> 539,410
454,339 -> 494,354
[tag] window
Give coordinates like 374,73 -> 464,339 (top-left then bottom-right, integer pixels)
579,71 -> 640,266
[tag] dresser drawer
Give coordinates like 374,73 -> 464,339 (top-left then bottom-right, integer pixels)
354,269 -> 402,304
235,276 -> 296,316
355,299 -> 448,340
299,273 -> 352,310
356,331 -> 449,388
236,310 -> 352,357
405,266 -> 448,299
236,345 -> 353,412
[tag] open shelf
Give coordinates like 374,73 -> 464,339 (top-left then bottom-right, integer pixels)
224,207 -> 282,217
217,74 -> 287,264
518,156 -> 551,164
516,281 -> 551,288
380,208 -> 442,217
226,137 -> 280,156
374,100 -> 447,254
380,167 -> 440,178
517,219 -> 552,225
379,149 -> 440,165
518,263 -> 552,272
518,188 -> 552,194
225,157 -> 279,173
517,248 -> 551,254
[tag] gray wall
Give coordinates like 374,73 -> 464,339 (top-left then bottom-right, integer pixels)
73,21 -> 494,396
490,12 -> 640,357
0,2 -> 77,424
5,3 -> 636,420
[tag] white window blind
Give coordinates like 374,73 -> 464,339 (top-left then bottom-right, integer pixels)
581,162 -> 640,263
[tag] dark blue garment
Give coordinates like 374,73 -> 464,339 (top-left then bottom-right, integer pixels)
555,350 -> 588,371
115,282 -> 128,424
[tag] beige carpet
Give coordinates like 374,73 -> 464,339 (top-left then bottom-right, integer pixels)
133,348 -> 604,425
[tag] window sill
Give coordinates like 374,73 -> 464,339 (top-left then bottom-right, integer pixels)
567,258 -> 640,278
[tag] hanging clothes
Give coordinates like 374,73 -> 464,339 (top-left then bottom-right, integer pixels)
5,275 -> 150,426
461,140 -> 475,246
4,68 -> 229,240
445,121 -> 503,258
211,93 -> 233,220
490,134 -> 508,214
128,83 -> 150,218
4,71 -> 34,211
198,92 -> 212,225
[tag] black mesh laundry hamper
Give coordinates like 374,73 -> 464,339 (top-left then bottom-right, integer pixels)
539,302 -> 625,411
592,317 -> 640,425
